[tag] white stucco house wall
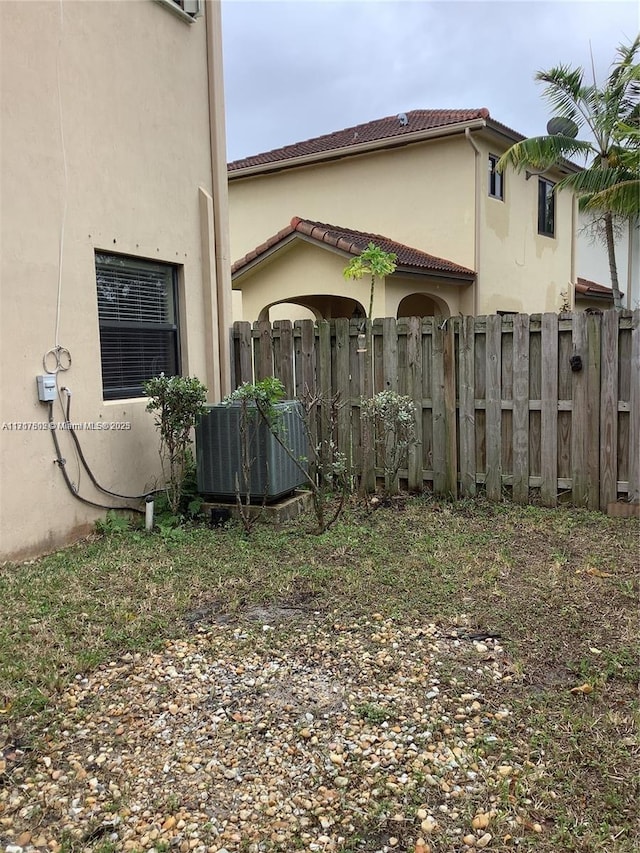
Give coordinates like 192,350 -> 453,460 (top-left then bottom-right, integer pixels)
577,211 -> 639,309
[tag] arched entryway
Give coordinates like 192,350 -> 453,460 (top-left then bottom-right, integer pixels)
397,293 -> 450,319
259,295 -> 366,322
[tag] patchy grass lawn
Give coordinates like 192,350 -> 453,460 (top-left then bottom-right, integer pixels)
0,497 -> 638,852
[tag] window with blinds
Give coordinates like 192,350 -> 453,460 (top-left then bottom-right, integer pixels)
95,253 -> 180,400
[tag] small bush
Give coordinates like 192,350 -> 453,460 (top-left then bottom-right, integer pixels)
144,374 -> 208,516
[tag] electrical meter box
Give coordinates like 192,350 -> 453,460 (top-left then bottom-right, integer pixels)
37,374 -> 57,402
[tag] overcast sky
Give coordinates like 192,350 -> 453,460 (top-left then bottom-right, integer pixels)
221,0 -> 639,163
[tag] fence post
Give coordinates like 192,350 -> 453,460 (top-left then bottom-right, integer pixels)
485,315 -> 502,501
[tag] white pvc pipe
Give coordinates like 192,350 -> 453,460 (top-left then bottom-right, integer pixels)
145,497 -> 154,532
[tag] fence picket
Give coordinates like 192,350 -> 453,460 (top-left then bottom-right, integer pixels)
443,322 -> 458,496
458,316 -> 476,496
383,318 -> 398,392
599,310 -> 619,509
628,311 -> 640,502
571,312 -> 589,506
234,321 -> 253,385
431,321 -> 447,494
540,313 -> 559,506
255,321 -> 273,381
512,314 -> 530,504
276,320 -> 294,398
318,320 -> 332,455
586,314 -> 601,508
406,317 -> 423,491
334,318 -> 352,470
299,319 -> 315,396
485,315 -> 502,501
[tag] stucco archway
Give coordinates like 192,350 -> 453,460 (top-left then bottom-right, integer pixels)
259,295 -> 366,322
397,293 -> 450,319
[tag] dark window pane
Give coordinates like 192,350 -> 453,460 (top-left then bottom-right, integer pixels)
488,154 -> 503,200
95,253 -> 179,400
538,178 -> 555,236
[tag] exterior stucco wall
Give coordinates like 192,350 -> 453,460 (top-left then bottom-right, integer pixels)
230,136 -> 477,275
230,131 -> 577,322
386,275 -> 473,318
0,0 -> 227,561
237,241 -> 473,323
577,212 -> 639,310
475,136 -> 574,315
238,242 -> 366,322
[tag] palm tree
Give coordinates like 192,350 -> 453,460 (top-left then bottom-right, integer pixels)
498,36 -> 639,310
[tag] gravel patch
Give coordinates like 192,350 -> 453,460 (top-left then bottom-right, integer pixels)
1,612 -> 536,853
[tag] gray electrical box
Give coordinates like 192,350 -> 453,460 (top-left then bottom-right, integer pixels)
36,374 -> 57,402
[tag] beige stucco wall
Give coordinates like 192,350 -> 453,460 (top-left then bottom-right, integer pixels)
475,136 -> 574,314
236,240 -> 474,324
230,136 -> 477,275
0,0 -> 228,561
230,130 -> 576,322
238,242 -> 366,322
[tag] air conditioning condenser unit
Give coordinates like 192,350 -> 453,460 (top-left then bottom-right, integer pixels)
196,402 -> 308,502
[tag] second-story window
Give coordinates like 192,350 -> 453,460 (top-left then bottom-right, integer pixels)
172,0 -> 202,16
488,154 -> 504,200
538,178 -> 555,237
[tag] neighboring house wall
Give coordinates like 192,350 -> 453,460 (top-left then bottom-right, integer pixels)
237,241 -> 473,324
239,243 -> 360,322
230,136 -> 476,313
0,0 -> 230,561
577,211 -> 640,309
474,137 -> 575,315
229,127 -> 574,321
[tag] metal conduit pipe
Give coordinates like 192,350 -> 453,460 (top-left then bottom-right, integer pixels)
465,127 -> 482,317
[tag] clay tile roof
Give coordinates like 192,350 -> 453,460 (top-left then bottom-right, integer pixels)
231,217 -> 475,278
228,108 -> 491,172
575,277 -> 618,299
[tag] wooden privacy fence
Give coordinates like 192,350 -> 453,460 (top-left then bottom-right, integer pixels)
230,311 -> 639,509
